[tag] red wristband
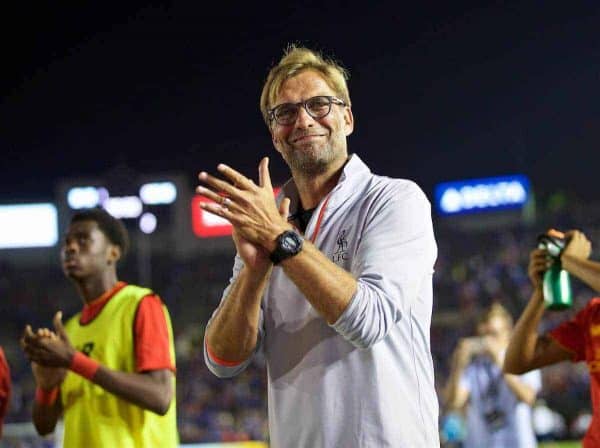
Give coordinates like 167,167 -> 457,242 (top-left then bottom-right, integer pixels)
35,387 -> 59,406
205,340 -> 243,367
70,351 -> 100,380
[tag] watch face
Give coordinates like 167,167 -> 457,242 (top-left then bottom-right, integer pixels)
270,230 -> 303,264
282,233 -> 298,251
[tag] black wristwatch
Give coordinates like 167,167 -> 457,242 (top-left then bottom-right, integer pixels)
270,230 -> 304,265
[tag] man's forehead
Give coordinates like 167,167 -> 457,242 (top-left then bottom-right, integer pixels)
65,220 -> 100,235
486,315 -> 511,329
276,70 -> 335,103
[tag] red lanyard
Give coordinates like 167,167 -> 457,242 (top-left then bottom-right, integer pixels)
309,193 -> 332,243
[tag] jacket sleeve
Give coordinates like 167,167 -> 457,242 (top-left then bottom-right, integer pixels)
331,181 -> 437,349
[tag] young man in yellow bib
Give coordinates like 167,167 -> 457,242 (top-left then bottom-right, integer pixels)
21,208 -> 178,447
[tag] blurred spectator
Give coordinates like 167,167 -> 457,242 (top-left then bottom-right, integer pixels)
444,302 -> 540,447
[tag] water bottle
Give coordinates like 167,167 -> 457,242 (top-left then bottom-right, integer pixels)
537,231 -> 573,310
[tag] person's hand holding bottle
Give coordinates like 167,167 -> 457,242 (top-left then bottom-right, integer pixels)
561,230 -> 592,262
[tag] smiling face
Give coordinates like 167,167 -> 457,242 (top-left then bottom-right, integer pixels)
269,70 -> 354,176
61,220 -> 120,281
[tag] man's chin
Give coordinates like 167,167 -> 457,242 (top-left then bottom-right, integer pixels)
288,156 -> 329,175
285,146 -> 330,170
63,268 -> 85,281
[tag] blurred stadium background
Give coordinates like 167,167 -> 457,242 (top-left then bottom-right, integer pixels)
0,170 -> 594,447
3,2 -> 600,447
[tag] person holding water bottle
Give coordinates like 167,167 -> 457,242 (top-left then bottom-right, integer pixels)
504,229 -> 600,448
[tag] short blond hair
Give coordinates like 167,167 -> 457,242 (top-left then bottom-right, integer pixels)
479,302 -> 514,327
259,44 -> 351,126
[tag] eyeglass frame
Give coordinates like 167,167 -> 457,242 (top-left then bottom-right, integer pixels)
267,95 -> 347,126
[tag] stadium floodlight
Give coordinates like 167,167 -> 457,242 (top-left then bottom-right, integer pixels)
139,212 -> 157,234
434,175 -> 530,215
103,196 -> 143,219
139,181 -> 177,205
67,186 -> 105,209
0,203 -> 58,249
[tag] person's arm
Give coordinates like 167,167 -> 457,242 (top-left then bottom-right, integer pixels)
204,259 -> 271,364
278,241 -> 357,323
199,159 -> 293,367
443,339 -> 472,410
0,347 -> 11,437
32,385 -> 63,436
561,229 -> 600,291
502,373 -> 537,405
23,310 -> 174,416
92,368 -> 173,415
20,329 -> 66,435
327,181 -> 436,348
504,249 -> 573,374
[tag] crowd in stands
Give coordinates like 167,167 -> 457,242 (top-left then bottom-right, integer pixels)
0,191 -> 598,446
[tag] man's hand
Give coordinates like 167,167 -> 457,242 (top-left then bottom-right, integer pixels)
451,338 -> 478,370
32,361 -> 67,390
562,230 -> 592,261
27,328 -> 67,389
22,312 -> 76,369
528,248 -> 549,289
483,336 -> 506,366
231,229 -> 270,271
197,157 -> 291,266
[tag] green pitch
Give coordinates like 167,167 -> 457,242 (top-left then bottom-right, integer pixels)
539,442 -> 581,448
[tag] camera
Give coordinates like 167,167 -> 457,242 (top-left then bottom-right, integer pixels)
484,409 -> 507,432
465,337 -> 486,356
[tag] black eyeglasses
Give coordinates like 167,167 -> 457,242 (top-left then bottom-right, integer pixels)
268,95 -> 347,126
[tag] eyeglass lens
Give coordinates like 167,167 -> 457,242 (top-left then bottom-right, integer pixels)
274,96 -> 333,124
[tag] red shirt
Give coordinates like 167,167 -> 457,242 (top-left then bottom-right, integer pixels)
80,282 -> 174,372
550,297 -> 600,448
0,346 -> 11,437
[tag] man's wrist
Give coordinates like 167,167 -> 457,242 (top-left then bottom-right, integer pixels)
532,284 -> 544,299
243,261 -> 273,280
560,252 -> 576,271
35,387 -> 59,406
262,224 -> 293,253
69,351 -> 100,380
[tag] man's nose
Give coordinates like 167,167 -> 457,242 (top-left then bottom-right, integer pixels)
295,106 -> 316,127
63,240 -> 79,254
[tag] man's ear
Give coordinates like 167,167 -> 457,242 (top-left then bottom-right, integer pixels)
343,107 -> 354,137
107,244 -> 121,265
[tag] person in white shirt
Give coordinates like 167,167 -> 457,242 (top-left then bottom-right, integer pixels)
197,45 -> 439,447
444,302 -> 541,448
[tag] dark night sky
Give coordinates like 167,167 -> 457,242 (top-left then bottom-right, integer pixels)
1,1 -> 599,203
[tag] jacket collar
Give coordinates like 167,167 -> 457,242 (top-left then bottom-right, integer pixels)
281,153 -> 371,216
